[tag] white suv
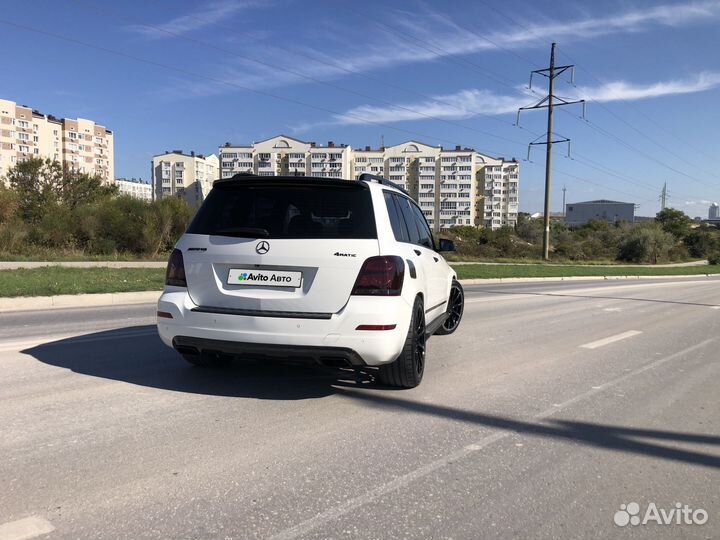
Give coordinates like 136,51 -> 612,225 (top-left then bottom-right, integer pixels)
157,173 -> 464,388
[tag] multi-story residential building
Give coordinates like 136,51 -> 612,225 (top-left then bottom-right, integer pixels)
218,135 -> 519,231
113,177 -> 152,201
151,150 -> 219,206
481,157 -> 519,229
0,98 -> 114,183
219,135 -> 352,179
353,142 -> 517,231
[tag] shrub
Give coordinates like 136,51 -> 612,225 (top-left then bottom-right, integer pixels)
617,223 -> 676,263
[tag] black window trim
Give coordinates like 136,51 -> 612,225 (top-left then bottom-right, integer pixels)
383,190 -> 410,243
383,189 -> 436,251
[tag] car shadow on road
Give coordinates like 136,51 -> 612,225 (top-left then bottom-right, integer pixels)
334,388 -> 720,470
23,325 -> 375,400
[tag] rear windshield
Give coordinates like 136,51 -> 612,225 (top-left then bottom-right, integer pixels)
187,182 -> 377,239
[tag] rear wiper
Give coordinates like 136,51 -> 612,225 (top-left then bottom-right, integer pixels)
212,227 -> 270,238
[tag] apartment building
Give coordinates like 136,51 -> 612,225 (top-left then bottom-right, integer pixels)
0,98 -> 114,183
482,157 -> 519,229
113,177 -> 152,201
218,135 -> 519,231
352,141 -> 517,231
151,150 -> 219,206
219,135 -> 352,179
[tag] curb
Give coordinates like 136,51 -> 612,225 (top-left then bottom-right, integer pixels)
458,274 -> 719,285
0,291 -> 161,313
0,273 -> 717,313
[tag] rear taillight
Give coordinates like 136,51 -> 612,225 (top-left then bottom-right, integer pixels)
351,256 -> 404,296
165,249 -> 187,287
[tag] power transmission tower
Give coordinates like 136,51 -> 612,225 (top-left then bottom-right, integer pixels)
562,185 -> 567,217
660,182 -> 667,210
517,43 -> 585,260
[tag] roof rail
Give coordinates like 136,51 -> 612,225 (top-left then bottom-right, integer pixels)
358,173 -> 410,196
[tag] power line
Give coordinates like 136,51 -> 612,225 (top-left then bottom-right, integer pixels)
340,5 -> 525,93
114,0 -> 541,142
468,2 -> 720,183
66,0 -> 530,151
0,17 -> 517,159
555,46 -> 720,166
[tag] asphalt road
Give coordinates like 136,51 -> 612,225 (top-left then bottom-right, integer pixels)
1,277 -> 719,540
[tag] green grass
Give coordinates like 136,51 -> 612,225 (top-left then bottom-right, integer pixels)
0,267 -> 166,297
2,263 -> 718,298
0,251 -> 169,262
453,264 -> 720,280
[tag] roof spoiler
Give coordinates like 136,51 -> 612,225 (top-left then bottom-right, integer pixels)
358,173 -> 410,196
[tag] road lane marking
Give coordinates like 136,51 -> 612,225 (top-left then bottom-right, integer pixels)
270,338 -> 714,540
537,339 -> 713,417
0,517 -> 54,540
580,330 -> 642,349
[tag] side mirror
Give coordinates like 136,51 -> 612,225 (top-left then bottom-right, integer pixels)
438,238 -> 456,252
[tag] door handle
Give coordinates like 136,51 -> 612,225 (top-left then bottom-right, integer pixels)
414,249 -> 421,256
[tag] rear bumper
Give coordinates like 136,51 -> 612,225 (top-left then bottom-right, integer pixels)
157,289 -> 412,366
172,336 -> 366,367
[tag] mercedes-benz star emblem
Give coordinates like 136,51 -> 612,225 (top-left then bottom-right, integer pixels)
255,241 -> 270,254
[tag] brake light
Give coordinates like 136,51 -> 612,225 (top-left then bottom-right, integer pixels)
165,249 -> 187,287
351,256 -> 404,296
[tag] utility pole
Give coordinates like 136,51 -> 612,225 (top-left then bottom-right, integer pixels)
562,185 -> 567,217
660,182 -> 667,210
517,43 -> 585,260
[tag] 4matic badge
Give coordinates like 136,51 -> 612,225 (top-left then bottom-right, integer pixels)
333,252 -> 356,257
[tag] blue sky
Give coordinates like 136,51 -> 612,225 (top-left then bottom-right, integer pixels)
2,0 -> 719,215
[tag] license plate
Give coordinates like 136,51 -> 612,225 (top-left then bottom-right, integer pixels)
228,269 -> 302,288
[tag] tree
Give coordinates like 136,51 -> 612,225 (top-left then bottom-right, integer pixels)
0,184 -> 19,224
683,229 -> 718,259
617,222 -> 676,263
5,158 -> 116,221
6,158 -> 63,222
58,165 -> 117,210
655,208 -> 691,239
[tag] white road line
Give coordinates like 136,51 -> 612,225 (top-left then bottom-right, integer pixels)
0,517 -> 54,540
580,330 -> 642,350
269,338 -> 714,540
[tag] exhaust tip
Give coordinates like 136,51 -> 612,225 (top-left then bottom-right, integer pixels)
319,357 -> 353,368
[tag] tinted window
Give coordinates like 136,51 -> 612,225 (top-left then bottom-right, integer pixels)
411,203 -> 434,249
384,191 -> 409,242
393,194 -> 421,245
188,183 -> 377,239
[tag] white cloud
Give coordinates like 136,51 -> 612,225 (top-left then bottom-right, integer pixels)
575,72 -> 720,102
684,199 -> 717,206
127,0 -> 265,38
322,72 -> 720,126
334,89 -> 524,125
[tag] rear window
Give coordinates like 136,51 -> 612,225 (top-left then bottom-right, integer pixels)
187,182 -> 377,239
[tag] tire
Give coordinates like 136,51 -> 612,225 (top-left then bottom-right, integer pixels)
378,296 -> 426,388
435,279 -> 464,336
